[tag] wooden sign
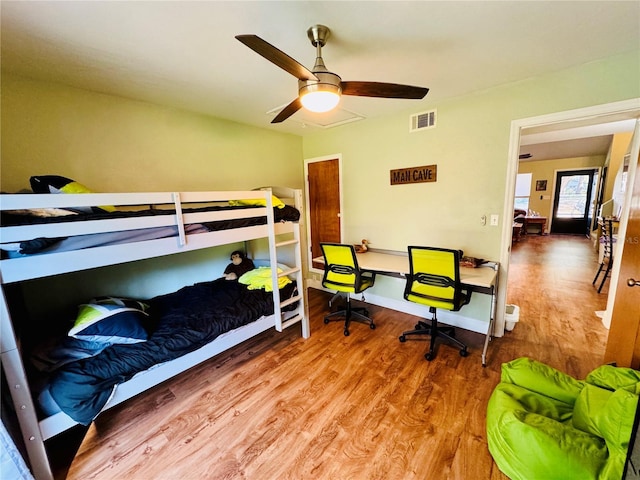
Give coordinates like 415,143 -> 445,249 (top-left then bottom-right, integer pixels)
390,164 -> 437,185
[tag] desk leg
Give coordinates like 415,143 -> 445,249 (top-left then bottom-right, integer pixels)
481,324 -> 492,367
481,266 -> 499,367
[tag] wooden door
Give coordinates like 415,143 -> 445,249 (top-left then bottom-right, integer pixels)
604,120 -> 640,367
306,157 -> 341,271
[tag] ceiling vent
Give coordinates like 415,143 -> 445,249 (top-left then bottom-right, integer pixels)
410,109 -> 436,132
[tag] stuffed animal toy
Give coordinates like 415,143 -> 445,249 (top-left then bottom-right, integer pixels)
354,239 -> 370,253
223,251 -> 255,280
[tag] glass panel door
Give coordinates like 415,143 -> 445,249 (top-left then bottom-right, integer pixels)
551,169 -> 597,235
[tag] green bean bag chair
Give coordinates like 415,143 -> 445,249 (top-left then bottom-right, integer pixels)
487,357 -> 640,480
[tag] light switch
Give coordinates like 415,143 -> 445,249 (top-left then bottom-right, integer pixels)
490,214 -> 499,226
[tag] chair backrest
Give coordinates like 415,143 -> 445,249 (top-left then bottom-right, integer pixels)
601,218 -> 614,260
404,246 -> 468,311
320,243 -> 362,293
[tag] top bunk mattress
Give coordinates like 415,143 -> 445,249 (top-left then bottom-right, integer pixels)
0,188 -> 302,282
1,203 -> 300,256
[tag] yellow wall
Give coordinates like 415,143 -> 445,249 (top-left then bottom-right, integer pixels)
303,51 -> 640,263
1,51 -> 639,315
604,132 -> 634,202
517,155 -> 606,222
1,74 -> 303,193
0,73 -> 304,312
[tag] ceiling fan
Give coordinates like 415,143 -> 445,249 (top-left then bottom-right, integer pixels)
236,25 -> 429,124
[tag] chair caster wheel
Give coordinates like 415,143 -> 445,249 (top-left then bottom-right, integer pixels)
425,352 -> 434,361
460,349 -> 468,357
370,323 -> 376,330
414,323 -> 422,330
344,329 -> 350,336
324,318 -> 329,324
399,335 -> 406,342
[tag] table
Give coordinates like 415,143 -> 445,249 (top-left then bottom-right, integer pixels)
523,216 -> 547,235
512,223 -> 523,243
314,250 -> 499,366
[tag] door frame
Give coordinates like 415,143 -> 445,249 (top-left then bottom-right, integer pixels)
501,98 -> 640,334
304,153 -> 344,275
604,119 -> 640,366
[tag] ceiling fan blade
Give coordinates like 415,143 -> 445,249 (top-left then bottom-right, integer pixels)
341,81 -> 429,99
271,98 -> 302,124
236,34 -> 318,81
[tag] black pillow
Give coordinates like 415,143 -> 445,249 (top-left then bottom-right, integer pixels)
29,175 -> 114,213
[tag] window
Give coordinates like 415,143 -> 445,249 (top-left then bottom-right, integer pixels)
555,174 -> 590,218
515,173 -> 532,211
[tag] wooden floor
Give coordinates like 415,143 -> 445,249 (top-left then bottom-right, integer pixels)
48,234 -> 610,479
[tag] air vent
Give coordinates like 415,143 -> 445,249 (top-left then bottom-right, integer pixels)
410,109 -> 436,132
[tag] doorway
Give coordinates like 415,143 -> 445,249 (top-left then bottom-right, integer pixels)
550,168 -> 598,235
501,98 -> 640,336
305,155 -> 343,272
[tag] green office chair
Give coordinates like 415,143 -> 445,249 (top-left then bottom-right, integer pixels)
399,246 -> 470,360
320,243 -> 376,336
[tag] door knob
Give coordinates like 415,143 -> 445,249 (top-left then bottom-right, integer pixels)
627,278 -> 640,287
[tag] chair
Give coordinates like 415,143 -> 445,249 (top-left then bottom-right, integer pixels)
320,243 -> 376,336
593,218 -> 614,293
487,357 -> 640,480
399,246 -> 470,360
512,209 -> 526,243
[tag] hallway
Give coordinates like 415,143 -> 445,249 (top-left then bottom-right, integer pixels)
505,234 -> 610,376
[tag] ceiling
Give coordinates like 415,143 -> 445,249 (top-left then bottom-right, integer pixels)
1,1 -> 639,156
519,118 -> 637,162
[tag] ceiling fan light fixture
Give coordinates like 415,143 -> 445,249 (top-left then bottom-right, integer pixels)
236,25 -> 429,123
300,89 -> 340,113
298,72 -> 342,113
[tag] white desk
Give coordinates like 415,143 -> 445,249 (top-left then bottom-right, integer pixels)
314,249 -> 499,366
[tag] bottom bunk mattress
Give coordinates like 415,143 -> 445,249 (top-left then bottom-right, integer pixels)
34,278 -> 298,425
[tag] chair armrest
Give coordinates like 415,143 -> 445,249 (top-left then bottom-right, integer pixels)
361,270 -> 376,281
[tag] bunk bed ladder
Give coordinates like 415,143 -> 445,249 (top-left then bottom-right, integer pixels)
265,190 -> 309,338
173,192 -> 186,246
1,285 -> 54,480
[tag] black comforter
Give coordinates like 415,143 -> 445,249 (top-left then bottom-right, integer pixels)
47,278 -> 298,425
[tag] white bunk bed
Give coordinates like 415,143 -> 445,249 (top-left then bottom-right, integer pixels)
0,187 -> 309,480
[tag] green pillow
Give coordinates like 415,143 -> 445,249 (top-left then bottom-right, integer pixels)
575,385 -> 638,451
228,194 -> 285,209
572,384 -> 612,437
238,267 -> 292,292
573,384 -> 638,480
68,301 -> 149,345
487,385 -> 607,480
500,357 -> 585,407
586,364 -> 640,392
